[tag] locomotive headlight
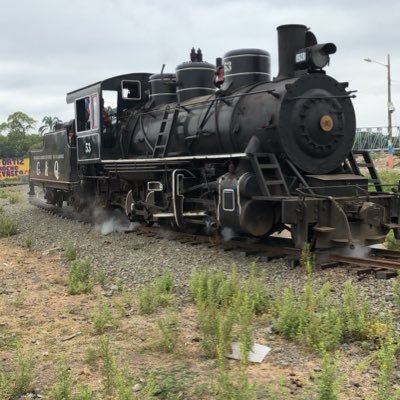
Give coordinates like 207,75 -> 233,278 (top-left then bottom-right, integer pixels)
295,42 -> 337,71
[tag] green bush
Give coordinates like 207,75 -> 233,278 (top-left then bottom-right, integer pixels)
0,214 -> 17,237
157,312 -> 179,353
341,280 -> 369,340
64,242 -> 77,261
273,280 -> 373,351
315,351 -> 340,400
68,257 -> 93,295
137,271 -> 175,314
12,344 -> 34,397
92,302 -> 114,335
49,358 -> 73,400
393,273 -> 400,308
300,242 -> 314,275
375,315 -> 399,400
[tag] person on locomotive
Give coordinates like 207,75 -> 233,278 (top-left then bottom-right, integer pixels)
84,97 -> 91,130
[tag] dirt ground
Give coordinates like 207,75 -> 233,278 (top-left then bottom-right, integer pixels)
0,237 -> 387,399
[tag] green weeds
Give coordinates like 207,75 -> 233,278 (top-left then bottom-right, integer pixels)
64,242 -> 77,261
315,351 -> 340,400
157,311 -> 179,353
137,271 -> 175,314
301,242 -> 314,275
92,302 -> 114,335
375,316 -> 400,400
0,213 -> 17,237
49,357 -> 94,400
273,280 -> 372,351
12,344 -> 34,397
68,257 -> 93,295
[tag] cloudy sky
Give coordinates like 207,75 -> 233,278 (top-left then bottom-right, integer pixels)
0,0 -> 399,131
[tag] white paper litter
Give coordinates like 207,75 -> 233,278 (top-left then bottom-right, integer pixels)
228,342 -> 271,363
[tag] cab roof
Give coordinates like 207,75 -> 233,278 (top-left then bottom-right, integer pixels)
66,73 -> 153,104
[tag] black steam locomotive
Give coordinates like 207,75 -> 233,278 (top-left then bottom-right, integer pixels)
29,24 -> 400,250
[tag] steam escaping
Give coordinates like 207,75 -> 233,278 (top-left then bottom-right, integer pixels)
221,227 -> 236,241
341,243 -> 371,258
93,207 -> 140,235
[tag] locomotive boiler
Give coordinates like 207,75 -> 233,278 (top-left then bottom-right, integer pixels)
29,24 -> 400,250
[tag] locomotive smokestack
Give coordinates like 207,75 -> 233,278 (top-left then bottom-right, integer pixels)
276,24 -> 307,80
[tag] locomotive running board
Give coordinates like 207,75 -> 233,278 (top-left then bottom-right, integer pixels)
101,152 -> 247,164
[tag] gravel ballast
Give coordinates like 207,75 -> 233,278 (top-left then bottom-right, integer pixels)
1,185 -> 398,317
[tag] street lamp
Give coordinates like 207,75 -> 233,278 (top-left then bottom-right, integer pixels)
364,54 -> 395,168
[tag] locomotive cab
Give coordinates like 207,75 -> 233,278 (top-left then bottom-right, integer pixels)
66,73 -> 152,162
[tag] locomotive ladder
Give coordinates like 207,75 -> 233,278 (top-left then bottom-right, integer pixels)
249,153 -> 290,198
347,151 -> 383,192
152,107 -> 180,158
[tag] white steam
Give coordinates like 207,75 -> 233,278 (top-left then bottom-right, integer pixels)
221,227 -> 235,241
93,207 -> 140,235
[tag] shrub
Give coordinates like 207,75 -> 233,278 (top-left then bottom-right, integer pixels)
315,351 -> 340,400
12,344 -> 34,397
68,257 -> 93,295
393,273 -> 400,309
99,336 -> 116,396
22,234 -> 33,250
300,242 -> 314,274
375,315 -> 399,400
0,371 -> 11,400
157,312 -> 179,353
115,366 -> 135,400
8,192 -> 20,204
214,368 -> 256,400
190,266 -> 267,361
64,242 -> 77,261
49,358 -> 73,400
0,214 -> 17,237
92,302 -> 113,335
273,282 -> 343,351
341,280 -> 369,340
137,271 -> 175,314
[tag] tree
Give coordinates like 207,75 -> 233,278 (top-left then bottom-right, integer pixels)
39,116 -> 62,135
0,112 -> 42,157
0,112 -> 36,139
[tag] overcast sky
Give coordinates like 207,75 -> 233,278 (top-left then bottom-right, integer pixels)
0,0 -> 399,131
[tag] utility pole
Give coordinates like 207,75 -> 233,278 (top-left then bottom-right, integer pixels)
364,54 -> 394,168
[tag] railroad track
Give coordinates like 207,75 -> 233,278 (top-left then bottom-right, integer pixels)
28,195 -> 400,279
0,181 -> 26,188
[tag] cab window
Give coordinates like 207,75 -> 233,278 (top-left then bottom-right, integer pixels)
76,94 -> 99,132
121,80 -> 141,100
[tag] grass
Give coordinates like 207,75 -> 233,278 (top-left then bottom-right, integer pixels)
378,170 -> 400,190
68,257 -> 93,295
137,271 -> 176,314
22,234 -> 33,250
64,242 -> 77,261
49,357 -> 94,400
0,189 -> 21,204
0,327 -> 18,349
157,311 -> 179,353
375,315 -> 400,400
11,344 -> 34,397
91,302 -> 114,335
0,213 -> 17,237
300,242 -> 314,275
273,280 -> 373,351
315,351 -> 340,400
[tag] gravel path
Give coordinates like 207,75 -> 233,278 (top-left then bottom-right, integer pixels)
2,185 -> 398,316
